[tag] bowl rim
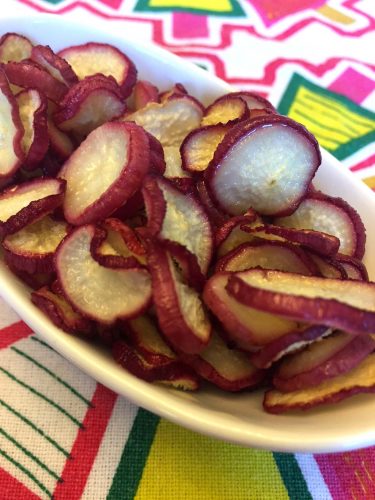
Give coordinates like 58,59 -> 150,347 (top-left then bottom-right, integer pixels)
0,12 -> 375,453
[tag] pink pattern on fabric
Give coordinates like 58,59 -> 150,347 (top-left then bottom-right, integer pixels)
248,0 -> 327,26
98,0 -> 123,8
316,449 -> 375,499
350,153 -> 375,172
329,67 -> 375,104
172,12 -> 209,39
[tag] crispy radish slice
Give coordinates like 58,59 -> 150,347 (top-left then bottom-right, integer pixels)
31,285 -> 93,336
275,191 -> 366,259
196,179 -> 228,229
227,269 -> 375,335
161,239 -> 206,292
47,101 -> 74,159
201,95 -> 249,127
31,45 -> 78,87
134,80 -> 159,110
7,261 -> 55,290
181,124 -> 228,174
215,212 -> 261,257
181,331 -> 265,392
306,251 -> 347,279
124,95 -> 203,147
159,83 -> 188,103
243,224 -> 340,257
142,175 -> 213,274
203,272 -> 298,350
0,69 -> 24,179
59,121 -> 150,225
0,33 -> 33,63
3,216 -> 68,274
16,89 -> 49,169
159,83 -> 188,102
205,115 -> 321,216
54,74 -> 126,136
112,340 -> 199,390
146,132 -> 166,175
147,242 -> 211,355
163,146 -> 191,179
251,325 -> 332,369
215,240 -> 318,275
89,224 -> 143,270
55,225 -> 152,324
264,353 -> 375,414
335,254 -> 369,281
58,42 -> 137,98
3,61 -> 68,103
0,178 -> 65,238
100,218 -> 146,259
228,91 -> 276,112
273,331 -> 375,392
125,315 -> 177,365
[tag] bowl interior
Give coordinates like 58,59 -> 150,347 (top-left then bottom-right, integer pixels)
0,13 -> 374,453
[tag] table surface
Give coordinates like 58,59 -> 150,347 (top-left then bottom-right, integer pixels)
1,0 -> 375,498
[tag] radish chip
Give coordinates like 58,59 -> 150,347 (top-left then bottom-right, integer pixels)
32,285 -> 93,336
181,331 -> 265,391
251,325 -> 332,369
275,191 -> 366,259
201,95 -> 249,126
0,33 -> 33,63
55,225 -> 152,324
16,89 -> 49,169
227,269 -> 375,335
54,74 -> 126,136
31,45 -> 78,87
3,215 -> 68,274
0,69 -> 24,179
215,240 -> 318,275
59,121 -> 150,225
273,331 -> 375,392
264,354 -> 375,414
203,272 -> 298,350
0,178 -> 65,238
147,242 -> 211,355
124,95 -> 203,148
142,175 -> 213,274
181,124 -> 228,174
58,42 -> 137,98
3,60 -> 68,103
205,115 -> 321,216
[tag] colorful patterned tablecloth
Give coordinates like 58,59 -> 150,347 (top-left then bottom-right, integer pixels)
1,0 -> 375,498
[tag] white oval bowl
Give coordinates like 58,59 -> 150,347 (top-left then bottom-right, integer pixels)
0,13 -> 375,453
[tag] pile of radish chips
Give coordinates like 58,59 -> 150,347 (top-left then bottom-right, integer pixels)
1,32 -> 375,414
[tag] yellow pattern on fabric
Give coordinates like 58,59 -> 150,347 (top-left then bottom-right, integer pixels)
317,5 -> 355,24
288,86 -> 375,152
149,0 -> 233,12
363,175 -> 375,189
135,419 -> 288,500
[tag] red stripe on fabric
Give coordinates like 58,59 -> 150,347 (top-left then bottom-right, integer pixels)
53,384 -> 118,500
350,153 -> 375,172
0,322 -> 33,349
0,467 -> 40,500
316,448 -> 375,499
